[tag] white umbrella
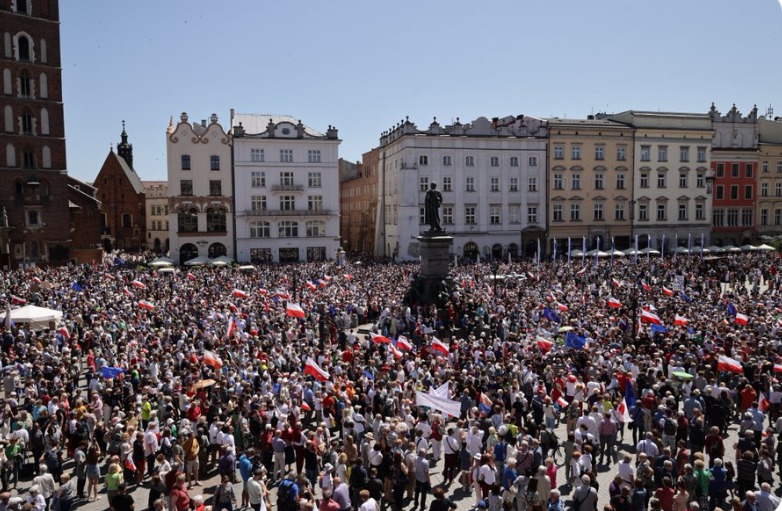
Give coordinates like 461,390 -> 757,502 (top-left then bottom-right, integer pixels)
606,248 -> 626,257
623,248 -> 640,256
184,256 -> 209,266
237,265 -> 257,272
723,245 -> 741,253
1,305 -> 63,331
569,249 -> 584,257
756,244 -> 776,251
739,244 -> 758,251
209,255 -> 234,266
148,258 -> 173,268
157,267 -> 176,274
705,245 -> 725,253
639,247 -> 661,255
585,249 -> 610,257
673,246 -> 690,254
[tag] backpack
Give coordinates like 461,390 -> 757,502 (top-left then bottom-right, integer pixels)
541,429 -> 559,453
663,418 -> 676,436
278,479 -> 297,511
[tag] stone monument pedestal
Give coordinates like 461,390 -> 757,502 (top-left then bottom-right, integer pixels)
404,233 -> 454,306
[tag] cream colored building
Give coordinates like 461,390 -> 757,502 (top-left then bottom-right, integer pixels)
142,180 -> 169,254
607,111 -> 713,251
757,118 -> 782,239
547,118 -> 634,252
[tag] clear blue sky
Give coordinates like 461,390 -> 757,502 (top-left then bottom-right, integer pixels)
60,0 -> 782,182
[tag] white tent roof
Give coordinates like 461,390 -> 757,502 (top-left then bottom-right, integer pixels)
1,305 -> 63,331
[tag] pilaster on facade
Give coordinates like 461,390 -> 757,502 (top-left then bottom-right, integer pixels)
166,112 -> 233,264
231,113 -> 341,264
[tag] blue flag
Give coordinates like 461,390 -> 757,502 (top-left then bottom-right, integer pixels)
565,332 -> 586,350
543,307 -> 561,324
650,323 -> 668,334
71,282 -> 84,292
364,370 -> 375,381
727,303 -> 737,316
625,380 -> 637,412
679,291 -> 692,303
102,366 -> 124,379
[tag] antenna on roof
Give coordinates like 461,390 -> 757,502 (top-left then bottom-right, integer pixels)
766,104 -> 774,119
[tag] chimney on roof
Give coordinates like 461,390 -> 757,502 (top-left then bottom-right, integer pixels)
491,117 -> 499,130
201,119 -> 207,128
587,115 -> 595,120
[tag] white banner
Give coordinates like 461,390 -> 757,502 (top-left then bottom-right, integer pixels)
672,275 -> 685,291
430,382 -> 450,398
415,391 -> 461,417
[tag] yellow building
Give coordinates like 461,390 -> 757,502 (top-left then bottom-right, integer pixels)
547,118 -> 634,252
757,118 -> 782,239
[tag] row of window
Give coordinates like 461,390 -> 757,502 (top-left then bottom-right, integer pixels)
248,220 -> 326,238
181,154 -> 221,171
4,31 -> 45,63
5,142 -> 50,169
715,163 -> 755,178
759,182 -> 782,197
250,195 -> 324,211
3,70 -> 48,99
553,144 -> 709,163
149,220 -> 169,231
418,176 -> 536,193
715,185 -> 754,201
761,161 -> 782,173
759,209 -> 782,226
177,208 -> 227,233
180,180 -> 223,197
4,106 -> 50,135
416,205 -> 537,226
246,148 -> 322,163
250,171 -> 322,188
552,203 -> 706,222
713,209 -> 754,227
150,205 -> 169,216
415,155 -> 538,167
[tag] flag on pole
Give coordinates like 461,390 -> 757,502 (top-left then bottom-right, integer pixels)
388,343 -> 403,359
186,272 -> 197,281
735,313 -> 749,326
478,393 -> 493,414
370,332 -> 392,344
203,350 -> 223,370
286,303 -> 306,319
727,303 -> 738,316
57,326 -> 70,340
304,357 -> 330,381
759,392 -> 770,412
618,399 -> 631,423
607,297 -> 622,309
567,237 -> 572,267
565,332 -> 586,350
138,300 -> 155,311
717,355 -> 743,374
131,280 -> 146,289
226,316 -> 236,337
102,366 -> 124,379
640,310 -> 662,324
674,314 -> 688,326
536,337 -> 553,353
662,286 -> 674,297
232,289 -> 247,299
431,337 -> 449,355
650,323 -> 668,334
396,336 -> 413,351
10,295 -> 26,305
625,381 -> 637,413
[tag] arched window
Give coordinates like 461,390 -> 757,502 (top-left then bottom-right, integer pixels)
4,105 -> 12,132
122,213 -> 132,228
5,143 -> 15,167
41,146 -> 50,168
15,1 -> 30,14
249,221 -> 270,238
208,243 -> 227,258
278,221 -> 298,238
206,208 -> 226,232
16,34 -> 31,61
179,243 -> 198,263
305,220 -> 325,237
19,71 -> 31,97
40,107 -> 48,134
177,208 -> 198,232
2,69 -> 10,94
22,148 -> 33,168
3,33 -> 11,59
463,241 -> 478,260
38,73 -> 47,98
21,109 -> 32,134
39,38 -> 46,63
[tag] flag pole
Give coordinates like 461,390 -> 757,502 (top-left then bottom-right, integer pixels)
634,234 -> 639,265
582,237 -> 586,265
568,237 -> 572,267
661,235 -> 665,260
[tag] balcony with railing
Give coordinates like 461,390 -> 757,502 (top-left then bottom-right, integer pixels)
271,184 -> 304,192
244,208 -> 332,217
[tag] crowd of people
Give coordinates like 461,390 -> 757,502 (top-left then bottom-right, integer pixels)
0,249 -> 781,511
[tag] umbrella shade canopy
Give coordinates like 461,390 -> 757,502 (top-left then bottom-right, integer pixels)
673,246 -> 690,254
672,371 -> 693,379
148,257 -> 174,267
237,265 -> 257,272
622,248 -> 640,256
157,267 -> 175,274
209,260 -> 230,267
705,245 -> 725,253
569,249 -> 584,257
756,244 -> 776,251
1,305 -> 63,331
723,245 -> 742,252
639,247 -> 661,255
585,249 -> 610,257
739,244 -> 758,251
184,256 -> 209,266
558,326 -> 574,332
210,255 -> 234,266
193,378 -> 216,389
606,249 -> 625,257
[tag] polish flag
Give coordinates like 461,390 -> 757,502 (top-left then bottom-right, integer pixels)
258,288 -> 268,296
343,274 -> 353,281
759,392 -> 770,412
10,295 -> 26,305
674,314 -> 688,326
203,350 -> 223,370
57,326 -> 70,340
640,310 -> 662,324
316,279 -> 327,288
275,290 -> 291,300
226,316 -> 236,338
300,402 -> 311,412
286,302 -> 306,319
618,398 -> 631,423
138,300 -> 155,311
305,281 -> 317,291
323,276 -> 332,282
773,364 -> 782,373
607,297 -> 622,309
545,294 -> 555,303
717,355 -> 743,374
431,337 -> 449,355
186,272 -> 197,281
556,396 -> 569,408
122,287 -> 134,297
232,289 -> 247,299
641,282 -> 652,292
370,332 -> 392,344
536,337 -> 553,353
735,313 -> 749,326
557,303 -> 569,312
612,278 -> 622,288
304,357 -> 330,382
32,276 -> 41,284
662,286 -> 674,297
131,280 -> 146,289
576,267 -> 587,275
396,336 -> 413,351
388,343 -> 403,360
228,303 -> 238,313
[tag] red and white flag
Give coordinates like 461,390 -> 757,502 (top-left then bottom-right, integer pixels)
103,273 -> 116,280
232,289 -> 247,299
32,276 -> 41,284
759,392 -> 770,412
536,337 -> 553,353
131,280 -> 146,289
388,343 -> 404,360
343,274 -> 353,281
607,297 -> 622,309
612,278 -> 622,288
735,313 -> 749,326
304,357 -> 330,382
300,402 -> 311,412
203,350 -> 223,370
123,287 -> 134,297
258,288 -> 268,296
138,300 -> 155,311
57,326 -> 70,340
640,310 -> 662,324
557,303 -> 569,312
431,337 -> 449,355
370,332 -> 392,344
186,272 -> 197,281
773,364 -> 782,373
305,281 -> 317,291
641,282 -> 652,292
556,396 -> 569,408
10,295 -> 26,305
674,314 -> 688,326
618,398 -> 631,423
228,303 -> 238,313
717,355 -> 743,374
226,316 -> 236,338
275,290 -> 291,300
286,302 -> 305,319
662,286 -> 674,297
396,336 -> 413,351
576,266 -> 587,276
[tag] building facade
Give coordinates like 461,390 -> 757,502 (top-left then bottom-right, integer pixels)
757,117 -> 782,239
607,111 -> 713,251
547,118 -> 634,252
709,104 -> 759,246
339,149 -> 379,256
166,112 -> 233,264
376,115 -> 547,261
142,180 -> 168,254
66,176 -> 103,264
94,124 -> 146,252
231,113 -> 341,264
0,0 -> 89,266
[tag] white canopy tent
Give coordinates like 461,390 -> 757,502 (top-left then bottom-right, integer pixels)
1,305 -> 63,331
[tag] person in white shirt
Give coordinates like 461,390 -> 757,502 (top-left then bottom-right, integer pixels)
617,455 -> 635,485
26,486 -> 46,511
359,489 -> 377,511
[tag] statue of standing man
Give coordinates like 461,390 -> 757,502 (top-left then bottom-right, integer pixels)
424,182 -> 444,234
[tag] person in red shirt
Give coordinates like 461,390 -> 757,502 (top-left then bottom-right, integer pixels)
187,400 -> 201,422
654,477 -> 675,511
739,384 -> 757,412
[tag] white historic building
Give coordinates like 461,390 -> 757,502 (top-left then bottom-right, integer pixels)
166,113 -> 234,264
375,115 -> 548,261
231,112 -> 341,263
